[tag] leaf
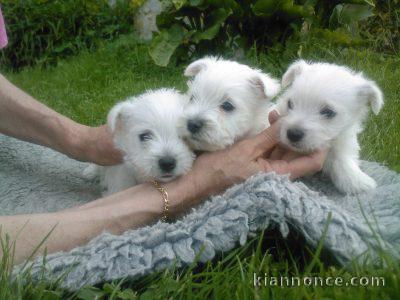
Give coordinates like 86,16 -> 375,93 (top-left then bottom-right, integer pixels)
172,0 -> 187,9
102,282 -> 117,294
139,289 -> 157,300
329,4 -> 343,28
192,8 -> 232,43
117,288 -> 137,299
76,286 -> 106,300
156,11 -> 177,28
252,0 -> 280,17
330,4 -> 374,28
149,24 -> 185,67
342,4 -> 374,22
162,277 -> 181,293
281,3 -> 313,18
41,290 -> 63,300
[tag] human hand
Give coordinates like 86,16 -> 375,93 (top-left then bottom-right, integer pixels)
266,144 -> 327,180
186,110 -> 327,198
72,124 -> 123,166
264,110 -> 328,179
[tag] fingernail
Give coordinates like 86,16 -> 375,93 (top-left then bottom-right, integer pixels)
269,110 -> 280,124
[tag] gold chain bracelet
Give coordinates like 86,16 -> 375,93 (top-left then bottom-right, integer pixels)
152,180 -> 169,222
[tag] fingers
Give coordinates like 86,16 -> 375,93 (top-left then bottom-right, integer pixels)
268,109 -> 280,125
237,109 -> 281,160
259,149 -> 327,180
248,122 -> 280,158
269,146 -> 286,160
268,145 -> 300,161
257,157 -> 289,175
253,109 -> 281,152
282,149 -> 327,180
281,150 -> 301,162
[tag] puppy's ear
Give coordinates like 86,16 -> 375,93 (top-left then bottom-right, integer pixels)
107,103 -> 123,134
107,102 -> 134,134
248,74 -> 280,100
184,57 -> 214,76
282,60 -> 308,88
358,80 -> 384,115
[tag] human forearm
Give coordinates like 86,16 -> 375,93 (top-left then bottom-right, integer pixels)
0,74 -> 122,165
0,74 -> 82,154
0,187 -> 164,265
0,208 -> 119,265
0,168 -> 217,265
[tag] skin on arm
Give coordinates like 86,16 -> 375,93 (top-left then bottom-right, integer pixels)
0,74 -> 122,165
0,177 -> 197,265
0,119 -> 326,265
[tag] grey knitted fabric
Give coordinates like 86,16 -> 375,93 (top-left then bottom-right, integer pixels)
1,134 -> 399,290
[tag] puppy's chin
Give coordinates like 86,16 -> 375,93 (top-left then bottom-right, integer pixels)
280,141 -> 320,154
157,174 -> 178,183
185,136 -> 227,152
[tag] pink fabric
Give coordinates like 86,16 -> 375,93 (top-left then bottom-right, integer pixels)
0,6 -> 8,49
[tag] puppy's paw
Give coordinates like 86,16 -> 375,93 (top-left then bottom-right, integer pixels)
332,169 -> 376,194
356,172 -> 377,191
327,159 -> 377,194
82,164 -> 100,180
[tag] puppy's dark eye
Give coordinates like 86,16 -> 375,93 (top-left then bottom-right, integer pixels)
220,101 -> 235,112
320,107 -> 336,119
139,131 -> 152,142
189,95 -> 195,102
288,99 -> 293,110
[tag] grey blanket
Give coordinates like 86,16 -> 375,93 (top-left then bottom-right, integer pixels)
1,134 -> 399,290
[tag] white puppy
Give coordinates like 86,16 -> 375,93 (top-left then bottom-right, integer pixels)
86,89 -> 195,195
275,60 -> 384,194
180,57 -> 280,151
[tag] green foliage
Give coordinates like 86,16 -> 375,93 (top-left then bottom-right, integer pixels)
0,0 -> 135,71
149,0 -> 376,66
360,0 -> 400,55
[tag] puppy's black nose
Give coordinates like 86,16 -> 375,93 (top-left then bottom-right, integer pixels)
158,156 -> 176,172
287,128 -> 305,143
187,119 -> 204,134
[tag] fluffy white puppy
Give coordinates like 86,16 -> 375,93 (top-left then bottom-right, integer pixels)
275,60 -> 384,194
180,57 -> 280,151
86,89 -> 195,195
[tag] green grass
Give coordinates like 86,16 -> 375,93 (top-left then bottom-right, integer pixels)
1,35 -> 400,299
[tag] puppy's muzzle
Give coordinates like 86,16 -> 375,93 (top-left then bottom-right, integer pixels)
287,128 -> 305,143
187,119 -> 204,134
158,156 -> 176,173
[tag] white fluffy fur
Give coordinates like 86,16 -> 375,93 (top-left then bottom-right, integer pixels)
86,89 -> 195,195
180,56 -> 280,151
275,60 -> 384,194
